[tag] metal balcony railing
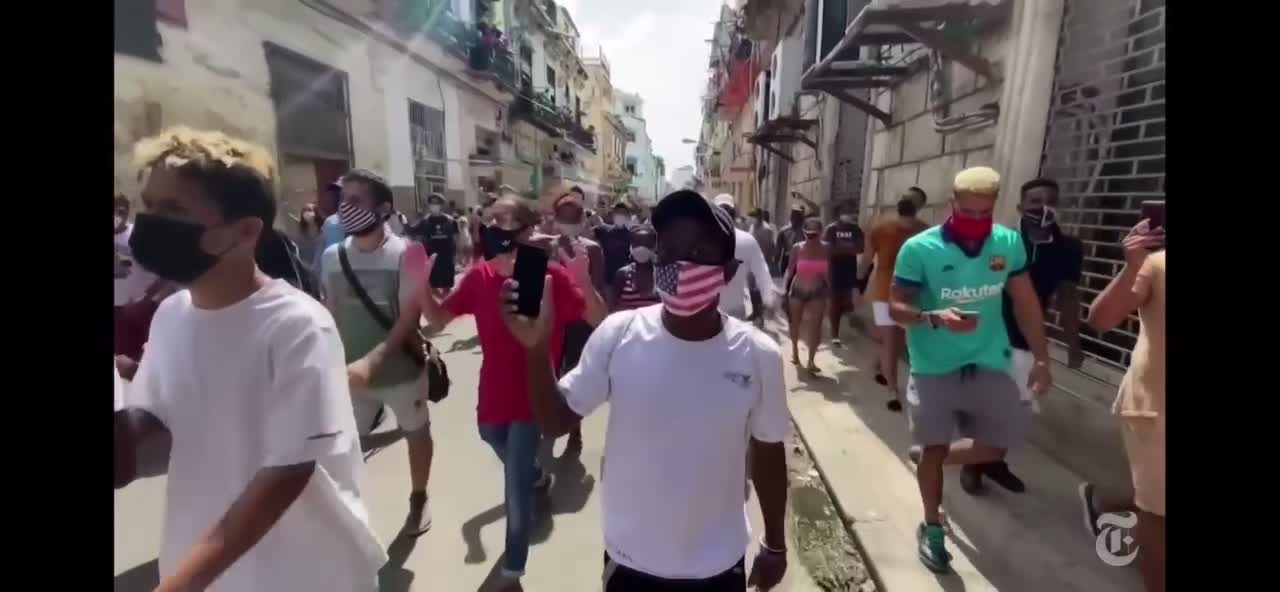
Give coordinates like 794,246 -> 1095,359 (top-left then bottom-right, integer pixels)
512,94 -> 569,136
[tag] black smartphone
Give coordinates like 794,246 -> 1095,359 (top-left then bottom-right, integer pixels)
1139,200 -> 1165,231
512,242 -> 549,318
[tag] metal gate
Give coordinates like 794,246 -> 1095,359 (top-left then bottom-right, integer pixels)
1039,0 -> 1164,373
409,99 -> 448,211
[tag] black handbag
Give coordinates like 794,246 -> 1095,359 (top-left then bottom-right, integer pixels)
338,244 -> 451,403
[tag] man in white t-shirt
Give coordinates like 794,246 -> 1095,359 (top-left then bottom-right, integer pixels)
711,194 -> 776,322
504,189 -> 792,591
114,128 -> 385,591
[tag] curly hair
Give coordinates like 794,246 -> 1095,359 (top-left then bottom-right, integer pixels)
133,126 -> 277,227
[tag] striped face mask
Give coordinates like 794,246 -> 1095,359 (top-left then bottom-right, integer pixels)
654,260 -> 726,317
339,202 -> 382,236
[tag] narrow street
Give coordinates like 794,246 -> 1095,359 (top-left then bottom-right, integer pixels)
114,316 -> 867,592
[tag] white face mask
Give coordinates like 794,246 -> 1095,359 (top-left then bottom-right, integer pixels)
613,214 -> 630,226
630,246 -> 654,263
556,222 -> 582,238
839,214 -> 855,223
114,215 -> 125,230
428,204 -> 442,215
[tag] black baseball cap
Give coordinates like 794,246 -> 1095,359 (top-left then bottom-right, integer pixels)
651,189 -> 736,264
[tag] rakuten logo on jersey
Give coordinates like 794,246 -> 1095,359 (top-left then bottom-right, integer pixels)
939,283 -> 1004,304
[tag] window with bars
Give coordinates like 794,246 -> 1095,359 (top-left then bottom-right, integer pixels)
409,99 -> 447,202
1038,0 -> 1165,374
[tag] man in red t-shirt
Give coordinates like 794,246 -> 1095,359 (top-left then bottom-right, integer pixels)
352,193 -> 604,591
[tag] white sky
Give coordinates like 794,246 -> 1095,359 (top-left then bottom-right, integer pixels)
563,0 -> 726,174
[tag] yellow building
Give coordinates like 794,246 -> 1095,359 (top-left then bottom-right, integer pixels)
582,49 -> 632,206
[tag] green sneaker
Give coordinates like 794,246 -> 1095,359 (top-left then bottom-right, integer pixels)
917,522 -> 952,573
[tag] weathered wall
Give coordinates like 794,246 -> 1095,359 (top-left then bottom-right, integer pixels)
116,0 -> 510,218
861,34 -> 1005,226
784,94 -> 841,216
115,0 -> 390,220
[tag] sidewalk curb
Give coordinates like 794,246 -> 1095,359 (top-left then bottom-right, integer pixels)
788,407 -> 889,592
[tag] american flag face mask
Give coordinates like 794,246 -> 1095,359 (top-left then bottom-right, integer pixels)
654,260 -> 726,317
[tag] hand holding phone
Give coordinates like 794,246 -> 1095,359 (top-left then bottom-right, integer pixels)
1139,200 -> 1165,232
930,308 -> 980,333
512,242 -> 550,318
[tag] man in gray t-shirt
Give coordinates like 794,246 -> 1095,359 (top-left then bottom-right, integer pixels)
319,168 -> 435,538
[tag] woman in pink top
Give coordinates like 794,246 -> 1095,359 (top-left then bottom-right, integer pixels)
1079,218 -> 1165,592
785,217 -> 830,373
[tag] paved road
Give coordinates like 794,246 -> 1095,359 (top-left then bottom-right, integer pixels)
114,316 -> 824,592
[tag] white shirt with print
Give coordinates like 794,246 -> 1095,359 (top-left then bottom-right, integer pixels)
558,305 -> 790,579
126,280 -> 386,591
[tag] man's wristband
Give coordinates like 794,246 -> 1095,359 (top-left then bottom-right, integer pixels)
758,537 -> 787,555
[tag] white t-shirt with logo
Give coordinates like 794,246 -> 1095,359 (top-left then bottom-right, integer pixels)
558,305 -> 790,579
126,280 -> 386,591
114,224 -> 158,306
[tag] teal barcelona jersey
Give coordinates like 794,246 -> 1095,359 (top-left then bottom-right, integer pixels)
892,224 -> 1028,375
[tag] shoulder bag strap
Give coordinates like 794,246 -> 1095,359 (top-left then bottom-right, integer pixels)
338,244 -> 427,367
338,243 -> 394,329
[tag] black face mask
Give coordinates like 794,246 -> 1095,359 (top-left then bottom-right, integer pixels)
129,213 -> 232,284
482,225 -> 521,260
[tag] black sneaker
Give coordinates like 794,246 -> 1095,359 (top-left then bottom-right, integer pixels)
1078,482 -> 1102,538
534,471 -> 555,495
982,461 -> 1026,493
907,446 -> 922,466
886,399 -> 903,412
959,465 -> 985,495
874,372 -> 888,386
404,491 -> 432,537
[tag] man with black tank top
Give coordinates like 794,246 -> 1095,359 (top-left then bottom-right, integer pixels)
415,193 -> 459,297
824,200 -> 865,347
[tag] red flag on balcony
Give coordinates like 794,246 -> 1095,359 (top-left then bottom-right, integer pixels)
719,59 -> 755,113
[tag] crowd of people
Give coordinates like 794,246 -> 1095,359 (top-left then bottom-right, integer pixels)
112,127 -> 1164,592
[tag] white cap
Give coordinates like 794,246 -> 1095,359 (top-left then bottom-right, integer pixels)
712,193 -> 737,208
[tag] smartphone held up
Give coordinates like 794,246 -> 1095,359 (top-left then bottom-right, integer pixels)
512,242 -> 549,318
1139,200 -> 1165,250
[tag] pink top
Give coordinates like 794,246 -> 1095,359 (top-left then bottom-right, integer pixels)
794,258 -> 829,278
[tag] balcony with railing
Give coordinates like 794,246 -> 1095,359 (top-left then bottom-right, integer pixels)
380,2 -> 517,92
565,121 -> 596,153
512,91 -> 569,136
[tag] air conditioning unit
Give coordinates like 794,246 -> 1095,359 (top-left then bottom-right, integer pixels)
754,70 -> 770,129
769,32 -> 804,121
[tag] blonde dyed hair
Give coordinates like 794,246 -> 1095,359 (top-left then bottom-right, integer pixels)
953,166 -> 1001,195
134,126 -> 275,182
133,126 -> 278,224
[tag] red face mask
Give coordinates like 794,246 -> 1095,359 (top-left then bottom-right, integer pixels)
944,211 -> 993,243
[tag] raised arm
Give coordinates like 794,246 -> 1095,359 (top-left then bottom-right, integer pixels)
1088,221 -> 1164,333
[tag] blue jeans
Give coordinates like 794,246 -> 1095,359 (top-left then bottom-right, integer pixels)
478,421 -> 546,577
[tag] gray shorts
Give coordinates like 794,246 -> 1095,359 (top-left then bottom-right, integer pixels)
906,367 -> 1029,450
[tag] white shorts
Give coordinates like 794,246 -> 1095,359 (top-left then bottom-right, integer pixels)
1008,348 -> 1041,412
352,381 -> 432,435
872,301 -> 897,327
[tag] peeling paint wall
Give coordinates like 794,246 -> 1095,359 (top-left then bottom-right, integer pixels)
115,0 -> 508,219
860,32 -> 1007,227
